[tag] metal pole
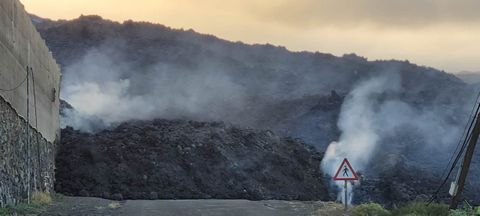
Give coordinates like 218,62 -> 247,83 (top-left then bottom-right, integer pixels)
26,66 -> 31,204
344,180 -> 348,215
450,109 -> 480,209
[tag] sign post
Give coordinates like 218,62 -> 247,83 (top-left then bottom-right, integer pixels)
344,180 -> 348,212
333,158 -> 359,215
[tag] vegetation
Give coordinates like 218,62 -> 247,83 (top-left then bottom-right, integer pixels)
450,204 -> 480,216
31,191 -> 53,205
310,202 -> 344,215
346,202 -> 480,216
0,192 -> 53,216
350,203 -> 390,216
391,202 -> 450,216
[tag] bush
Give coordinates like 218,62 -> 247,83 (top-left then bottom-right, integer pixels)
0,192 -> 52,216
351,203 -> 391,216
0,203 -> 43,216
450,205 -> 480,216
450,209 -> 469,216
392,202 -> 449,216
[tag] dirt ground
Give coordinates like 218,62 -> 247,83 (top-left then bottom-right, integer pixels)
40,196 -> 344,216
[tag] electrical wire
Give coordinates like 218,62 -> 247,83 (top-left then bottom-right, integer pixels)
427,91 -> 480,204
0,71 -> 28,92
440,91 -> 480,179
30,66 -> 43,191
427,114 -> 475,204
26,65 -> 31,203
427,131 -> 471,204
438,92 -> 479,182
3,65 -> 46,191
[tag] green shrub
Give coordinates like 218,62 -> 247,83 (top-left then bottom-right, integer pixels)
392,202 -> 449,216
450,209 -> 470,216
0,203 -> 45,216
450,205 -> 480,216
0,192 -> 52,215
10,202 -> 44,214
351,203 -> 391,216
0,208 -> 11,216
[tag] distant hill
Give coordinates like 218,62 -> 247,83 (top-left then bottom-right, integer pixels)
455,71 -> 480,84
32,15 -> 470,139
33,15 -> 463,95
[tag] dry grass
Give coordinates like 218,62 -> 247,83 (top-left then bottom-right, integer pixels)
310,202 -> 344,216
31,191 -> 53,205
108,202 -> 121,209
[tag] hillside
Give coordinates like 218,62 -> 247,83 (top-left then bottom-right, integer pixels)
33,15 -> 480,205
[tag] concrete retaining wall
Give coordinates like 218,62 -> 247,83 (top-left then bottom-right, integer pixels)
0,0 -> 60,206
0,0 -> 61,143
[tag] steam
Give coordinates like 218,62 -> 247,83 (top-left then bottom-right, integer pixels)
61,45 -> 248,132
321,75 -> 398,204
321,73 -> 464,204
59,39 -> 355,132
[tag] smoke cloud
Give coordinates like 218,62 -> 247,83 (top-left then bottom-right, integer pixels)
321,73 -> 465,204
58,37 -> 360,132
61,43 -> 250,132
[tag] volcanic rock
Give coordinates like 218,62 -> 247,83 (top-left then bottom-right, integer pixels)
56,119 -> 329,200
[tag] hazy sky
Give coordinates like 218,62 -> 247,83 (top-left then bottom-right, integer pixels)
21,0 -> 480,72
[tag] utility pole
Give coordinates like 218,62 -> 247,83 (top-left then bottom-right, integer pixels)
450,106 -> 480,209
26,65 -> 31,204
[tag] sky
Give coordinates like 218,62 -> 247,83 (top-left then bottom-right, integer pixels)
21,0 -> 480,73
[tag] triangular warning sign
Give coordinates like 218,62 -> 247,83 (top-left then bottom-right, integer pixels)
333,158 -> 359,181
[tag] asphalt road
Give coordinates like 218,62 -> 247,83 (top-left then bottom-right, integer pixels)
41,197 -> 343,216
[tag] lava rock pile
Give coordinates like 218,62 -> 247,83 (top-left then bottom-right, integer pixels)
56,119 -> 329,200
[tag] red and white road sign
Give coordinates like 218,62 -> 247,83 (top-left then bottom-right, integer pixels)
333,158 -> 359,181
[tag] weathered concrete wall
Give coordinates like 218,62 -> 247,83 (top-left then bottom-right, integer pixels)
0,0 -> 60,207
0,96 -> 55,206
0,0 -> 61,143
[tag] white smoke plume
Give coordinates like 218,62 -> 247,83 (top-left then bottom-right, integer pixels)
321,73 -> 464,204
60,45 -> 249,132
321,75 -> 399,204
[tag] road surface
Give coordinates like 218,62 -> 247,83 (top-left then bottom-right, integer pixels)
41,196 -> 343,216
